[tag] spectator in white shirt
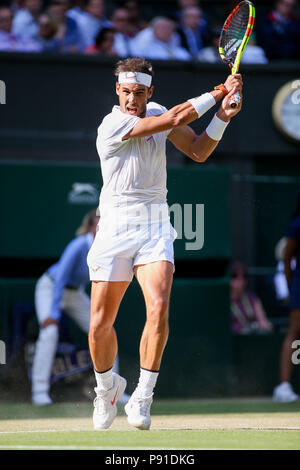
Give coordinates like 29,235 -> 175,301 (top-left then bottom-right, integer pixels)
134,16 -> 191,61
12,0 -> 42,40
75,0 -> 111,49
0,5 -> 41,52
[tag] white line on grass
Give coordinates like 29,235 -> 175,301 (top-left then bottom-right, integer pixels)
0,445 -> 196,450
0,427 -> 299,435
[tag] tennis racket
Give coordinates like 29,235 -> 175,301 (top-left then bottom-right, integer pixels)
219,1 -> 255,108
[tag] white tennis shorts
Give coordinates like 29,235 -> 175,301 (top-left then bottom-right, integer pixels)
87,202 -> 177,282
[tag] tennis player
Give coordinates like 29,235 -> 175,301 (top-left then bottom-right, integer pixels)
87,57 -> 243,430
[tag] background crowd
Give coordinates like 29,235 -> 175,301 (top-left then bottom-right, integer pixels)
0,0 -> 299,61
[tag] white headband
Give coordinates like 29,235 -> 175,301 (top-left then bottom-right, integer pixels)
118,71 -> 152,88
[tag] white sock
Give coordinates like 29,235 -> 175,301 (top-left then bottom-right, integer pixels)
135,368 -> 159,397
94,368 -> 113,391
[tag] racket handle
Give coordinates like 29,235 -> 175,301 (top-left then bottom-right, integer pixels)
229,91 -> 241,108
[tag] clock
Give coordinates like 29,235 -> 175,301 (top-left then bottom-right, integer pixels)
272,80 -> 300,144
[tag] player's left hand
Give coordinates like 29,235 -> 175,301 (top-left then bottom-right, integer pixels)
217,86 -> 243,121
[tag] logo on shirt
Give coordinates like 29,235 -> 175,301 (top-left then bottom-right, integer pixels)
68,183 -> 99,205
146,136 -> 153,142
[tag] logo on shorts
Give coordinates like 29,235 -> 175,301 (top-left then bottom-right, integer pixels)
90,266 -> 100,272
68,183 -> 99,205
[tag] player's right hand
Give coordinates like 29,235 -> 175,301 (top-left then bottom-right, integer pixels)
224,74 -> 243,94
217,86 -> 243,120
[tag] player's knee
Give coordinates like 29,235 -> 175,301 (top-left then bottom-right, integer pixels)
89,309 -> 114,339
147,297 -> 169,331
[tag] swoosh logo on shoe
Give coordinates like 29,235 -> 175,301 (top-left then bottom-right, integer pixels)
111,387 -> 119,406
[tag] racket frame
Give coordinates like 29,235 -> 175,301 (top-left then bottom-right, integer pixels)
219,1 -> 255,106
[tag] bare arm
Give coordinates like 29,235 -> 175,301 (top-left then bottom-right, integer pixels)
122,90 -> 222,140
284,237 -> 298,285
122,74 -> 243,141
168,86 -> 242,163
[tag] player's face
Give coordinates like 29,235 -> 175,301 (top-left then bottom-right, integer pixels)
116,83 -> 153,118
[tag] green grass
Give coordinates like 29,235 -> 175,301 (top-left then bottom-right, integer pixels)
0,399 -> 300,420
0,400 -> 299,450
0,429 -> 299,450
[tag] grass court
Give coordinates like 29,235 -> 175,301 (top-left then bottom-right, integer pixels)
0,398 -> 299,450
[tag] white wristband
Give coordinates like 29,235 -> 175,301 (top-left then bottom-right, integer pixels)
206,113 -> 229,141
187,92 -> 216,118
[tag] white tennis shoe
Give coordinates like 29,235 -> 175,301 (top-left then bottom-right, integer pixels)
93,372 -> 127,430
273,382 -> 299,402
125,392 -> 153,430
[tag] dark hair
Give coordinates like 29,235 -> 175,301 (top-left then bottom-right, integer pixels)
95,27 -> 115,47
114,57 -> 153,78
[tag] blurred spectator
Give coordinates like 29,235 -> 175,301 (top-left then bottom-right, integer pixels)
120,0 -> 147,37
175,0 -> 200,23
75,0 -> 111,49
0,5 -> 41,51
67,0 -> 86,22
197,27 -> 221,63
231,261 -> 273,335
85,26 -> 117,55
48,0 -> 84,53
12,0 -> 42,40
36,12 -> 60,52
273,237 -> 293,304
11,1 -> 25,14
111,7 -> 133,57
256,0 -> 300,60
273,190 -> 300,402
198,28 -> 268,64
177,6 -> 209,58
134,16 -> 191,61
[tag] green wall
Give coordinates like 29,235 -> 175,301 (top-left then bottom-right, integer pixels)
0,162 -> 230,261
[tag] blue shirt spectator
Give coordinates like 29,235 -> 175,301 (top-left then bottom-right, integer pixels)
177,6 -> 209,57
75,0 -> 112,49
256,0 -> 300,59
0,5 -> 42,52
111,7 -> 134,57
12,0 -> 42,40
36,12 -> 60,52
48,0 -> 84,53
47,232 -> 94,320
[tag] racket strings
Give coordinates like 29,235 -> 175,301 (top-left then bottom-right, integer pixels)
220,4 -> 249,60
